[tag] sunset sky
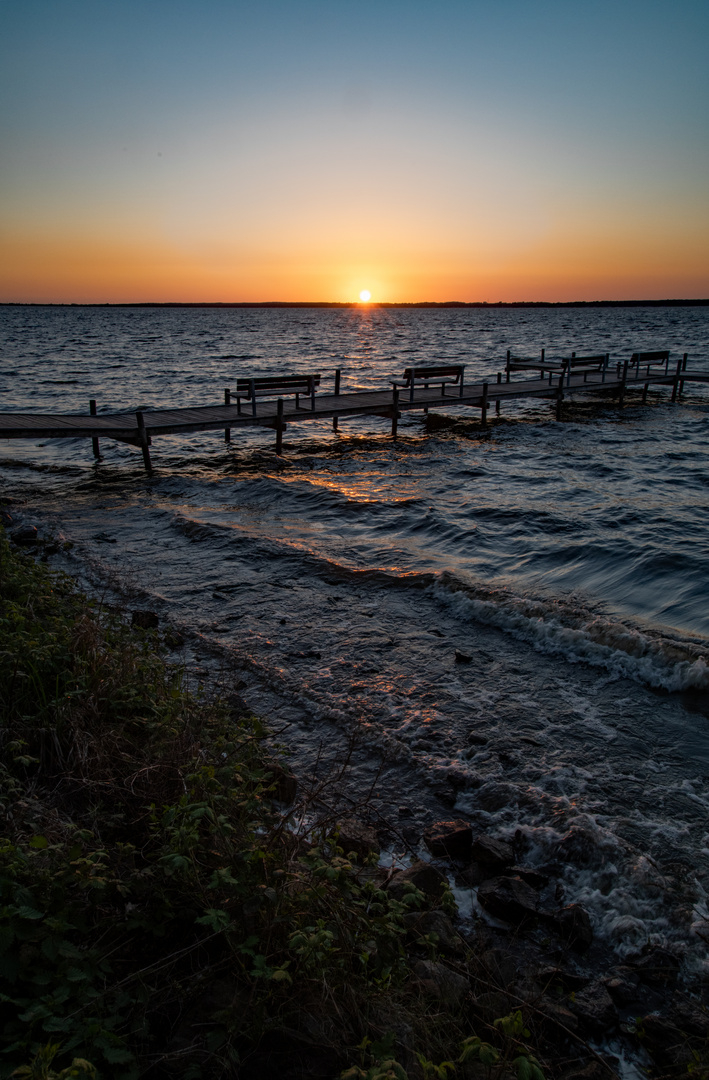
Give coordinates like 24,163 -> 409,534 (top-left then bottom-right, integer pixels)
1,0 -> 707,303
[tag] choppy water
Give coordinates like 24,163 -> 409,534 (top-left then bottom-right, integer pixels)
2,304 -> 709,975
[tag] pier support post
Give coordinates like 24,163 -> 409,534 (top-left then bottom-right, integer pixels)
224,388 -> 231,443
135,410 -> 152,474
642,382 -> 649,404
672,355 -> 685,402
619,359 -> 628,408
496,372 -> 501,415
392,388 -> 399,440
679,352 -> 688,397
556,371 -> 564,421
506,350 -> 511,383
276,397 -> 284,455
481,382 -> 488,427
89,399 -> 101,459
333,368 -> 341,431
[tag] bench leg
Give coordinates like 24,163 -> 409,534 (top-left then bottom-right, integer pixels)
276,398 -> 284,456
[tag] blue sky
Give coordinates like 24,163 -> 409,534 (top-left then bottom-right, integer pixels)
1,0 -> 707,301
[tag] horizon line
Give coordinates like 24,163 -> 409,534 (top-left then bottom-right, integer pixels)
2,298 -> 709,309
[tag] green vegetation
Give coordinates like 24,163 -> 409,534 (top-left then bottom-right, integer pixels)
0,529 -> 545,1079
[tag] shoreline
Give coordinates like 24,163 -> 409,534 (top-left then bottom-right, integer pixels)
2,517 -> 708,1079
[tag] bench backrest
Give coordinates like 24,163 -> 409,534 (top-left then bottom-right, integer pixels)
402,365 -> 464,384
559,354 -> 608,367
630,351 -> 669,364
236,374 -> 321,397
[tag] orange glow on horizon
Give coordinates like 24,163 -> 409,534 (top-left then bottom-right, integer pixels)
0,211 -> 707,304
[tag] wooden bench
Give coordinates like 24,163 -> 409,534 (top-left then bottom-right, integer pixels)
233,374 -> 322,417
391,364 -> 466,401
506,351 -> 610,384
505,349 -> 548,380
630,350 -> 670,376
555,353 -> 610,384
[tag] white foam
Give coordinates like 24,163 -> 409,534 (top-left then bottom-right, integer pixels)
432,578 -> 709,691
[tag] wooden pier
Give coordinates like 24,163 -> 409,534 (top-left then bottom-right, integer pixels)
1,352 -> 707,472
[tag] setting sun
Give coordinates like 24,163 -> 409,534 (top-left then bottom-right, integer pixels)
359,290 -> 371,302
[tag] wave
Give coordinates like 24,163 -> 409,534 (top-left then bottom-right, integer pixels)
168,504 -> 708,692
432,573 -> 709,692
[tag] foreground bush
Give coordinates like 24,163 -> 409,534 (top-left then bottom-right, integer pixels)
0,531 -> 549,1080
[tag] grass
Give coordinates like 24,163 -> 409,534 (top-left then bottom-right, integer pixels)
0,528 -> 550,1080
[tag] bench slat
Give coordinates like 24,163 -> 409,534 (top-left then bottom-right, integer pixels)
402,365 -> 464,380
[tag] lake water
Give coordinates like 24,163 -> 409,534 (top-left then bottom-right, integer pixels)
2,303 -> 708,975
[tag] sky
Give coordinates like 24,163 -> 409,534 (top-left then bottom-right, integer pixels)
0,0 -> 707,303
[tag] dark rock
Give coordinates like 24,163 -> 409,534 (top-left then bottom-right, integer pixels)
224,691 -> 250,716
387,860 -> 446,903
639,1013 -> 694,1071
444,767 -> 470,790
555,826 -> 606,868
557,904 -> 593,952
477,875 -> 540,924
266,762 -> 298,804
504,865 -> 549,889
11,525 -> 38,545
569,981 -> 618,1034
423,818 -> 473,859
334,818 -> 379,858
632,946 -> 681,986
639,1012 -> 683,1048
539,966 -> 590,993
473,990 -> 513,1022
455,649 -> 472,663
402,909 -> 459,952
467,733 -> 488,747
561,1061 -> 616,1080
538,997 -> 579,1035
131,610 -> 159,629
93,531 -> 117,544
413,959 -> 469,1005
427,781 -> 457,807
670,996 -> 709,1038
471,833 -> 515,869
603,966 -> 640,1006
